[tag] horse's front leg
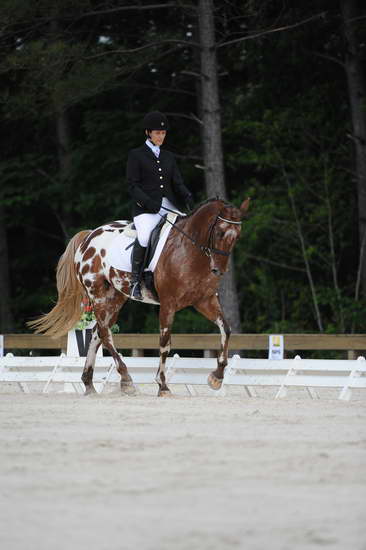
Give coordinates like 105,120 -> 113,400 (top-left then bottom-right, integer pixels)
194,293 -> 231,390
81,324 -> 101,395
156,307 -> 175,397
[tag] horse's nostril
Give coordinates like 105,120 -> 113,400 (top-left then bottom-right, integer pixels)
211,268 -> 221,276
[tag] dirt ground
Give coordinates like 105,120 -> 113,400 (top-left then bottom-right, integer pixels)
0,388 -> 365,550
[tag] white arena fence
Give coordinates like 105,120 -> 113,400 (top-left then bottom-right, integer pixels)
1,350 -> 365,401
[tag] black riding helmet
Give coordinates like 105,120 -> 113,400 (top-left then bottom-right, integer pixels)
142,111 -> 169,131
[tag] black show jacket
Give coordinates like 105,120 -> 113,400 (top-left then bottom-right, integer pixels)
127,144 -> 191,217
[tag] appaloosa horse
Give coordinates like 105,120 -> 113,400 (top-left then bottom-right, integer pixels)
29,197 -> 250,396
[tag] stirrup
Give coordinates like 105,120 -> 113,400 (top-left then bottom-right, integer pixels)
130,281 -> 143,300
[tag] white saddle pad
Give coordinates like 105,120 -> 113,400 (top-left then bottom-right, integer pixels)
106,213 -> 177,272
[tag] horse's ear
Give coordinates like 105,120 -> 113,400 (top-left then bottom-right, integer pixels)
240,197 -> 250,215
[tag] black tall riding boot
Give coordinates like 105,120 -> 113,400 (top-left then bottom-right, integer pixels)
130,240 -> 147,300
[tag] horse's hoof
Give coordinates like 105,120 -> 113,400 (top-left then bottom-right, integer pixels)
158,389 -> 172,397
84,386 -> 97,396
121,382 -> 137,396
207,373 -> 223,390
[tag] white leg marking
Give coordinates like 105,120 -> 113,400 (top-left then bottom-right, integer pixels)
215,317 -> 226,348
156,328 -> 171,385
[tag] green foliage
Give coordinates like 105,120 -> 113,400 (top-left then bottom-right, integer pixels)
0,0 -> 364,337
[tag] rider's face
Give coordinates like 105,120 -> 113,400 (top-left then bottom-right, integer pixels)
147,130 -> 166,146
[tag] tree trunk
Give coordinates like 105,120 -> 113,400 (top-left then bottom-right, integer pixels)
198,0 -> 242,332
51,18 -> 74,242
340,0 -> 366,297
56,108 -> 74,241
0,205 -> 14,332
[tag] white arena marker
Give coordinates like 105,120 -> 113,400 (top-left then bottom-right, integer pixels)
67,321 -> 102,357
268,334 -> 284,360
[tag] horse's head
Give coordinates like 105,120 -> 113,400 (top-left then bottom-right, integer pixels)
207,198 -> 250,276
178,197 -> 250,277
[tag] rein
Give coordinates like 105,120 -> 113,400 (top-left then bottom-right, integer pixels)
160,205 -> 242,258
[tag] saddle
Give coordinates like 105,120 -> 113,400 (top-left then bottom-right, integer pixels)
125,212 -> 180,300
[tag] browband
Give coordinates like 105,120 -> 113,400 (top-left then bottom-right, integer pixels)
217,216 -> 242,225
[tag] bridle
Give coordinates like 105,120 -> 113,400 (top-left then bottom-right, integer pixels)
160,206 -> 243,258
205,214 -> 242,257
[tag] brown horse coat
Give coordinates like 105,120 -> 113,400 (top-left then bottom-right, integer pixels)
29,198 -> 250,396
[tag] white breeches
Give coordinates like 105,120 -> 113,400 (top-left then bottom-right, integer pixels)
134,197 -> 181,247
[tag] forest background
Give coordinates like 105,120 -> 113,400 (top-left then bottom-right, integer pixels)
1,0 -> 365,339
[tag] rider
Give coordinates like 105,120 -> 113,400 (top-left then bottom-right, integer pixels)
127,111 -> 194,300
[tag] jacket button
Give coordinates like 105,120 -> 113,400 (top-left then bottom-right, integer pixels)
158,168 -> 162,171
159,176 -> 163,179
157,160 -> 160,163
160,185 -> 164,188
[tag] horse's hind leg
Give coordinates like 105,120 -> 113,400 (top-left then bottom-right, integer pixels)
193,293 -> 230,391
81,324 -> 101,395
92,285 -> 136,395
